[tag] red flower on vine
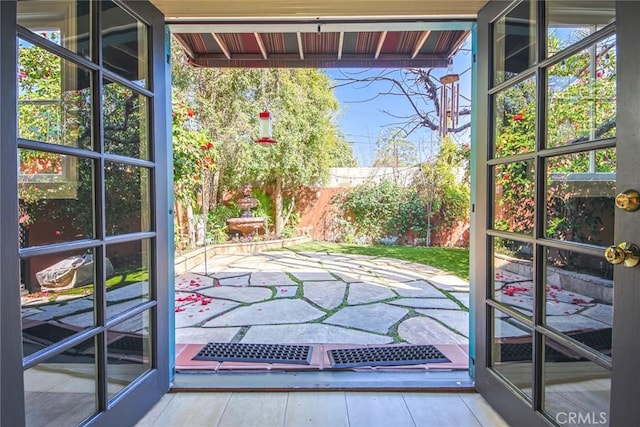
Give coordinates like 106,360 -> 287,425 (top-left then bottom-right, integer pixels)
187,109 -> 195,117
513,114 -> 524,121
200,141 -> 214,151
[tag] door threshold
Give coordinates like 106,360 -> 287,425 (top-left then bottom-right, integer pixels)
171,369 -> 475,392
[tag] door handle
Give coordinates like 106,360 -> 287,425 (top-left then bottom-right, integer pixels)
604,242 -> 640,267
615,190 -> 640,212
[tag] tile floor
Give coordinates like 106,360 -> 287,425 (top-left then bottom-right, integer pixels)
136,391 -> 508,427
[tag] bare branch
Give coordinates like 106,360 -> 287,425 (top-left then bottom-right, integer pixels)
331,68 -> 471,136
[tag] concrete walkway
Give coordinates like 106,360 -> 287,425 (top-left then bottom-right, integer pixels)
175,250 -> 471,346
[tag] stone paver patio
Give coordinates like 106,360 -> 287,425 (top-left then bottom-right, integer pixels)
174,250 -> 471,346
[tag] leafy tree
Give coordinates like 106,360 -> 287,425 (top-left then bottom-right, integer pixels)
171,37 -> 355,236
415,136 -> 470,245
339,179 -> 406,240
328,131 -> 358,167
373,127 -> 418,168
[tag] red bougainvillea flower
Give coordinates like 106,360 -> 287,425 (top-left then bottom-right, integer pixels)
597,70 -> 603,78
513,114 -> 524,121
186,109 -> 195,117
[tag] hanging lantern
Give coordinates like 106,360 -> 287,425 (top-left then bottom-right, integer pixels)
255,110 -> 277,145
439,73 -> 460,137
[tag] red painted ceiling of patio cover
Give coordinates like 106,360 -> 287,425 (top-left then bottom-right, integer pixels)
173,29 -> 469,68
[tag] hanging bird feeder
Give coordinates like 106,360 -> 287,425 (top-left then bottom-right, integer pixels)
255,110 -> 277,145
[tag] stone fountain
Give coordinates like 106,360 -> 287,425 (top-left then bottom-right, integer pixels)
227,184 -> 266,237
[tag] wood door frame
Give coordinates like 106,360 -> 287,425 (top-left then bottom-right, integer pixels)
610,1 -> 640,424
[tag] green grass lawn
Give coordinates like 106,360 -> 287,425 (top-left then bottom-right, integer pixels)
281,242 -> 470,280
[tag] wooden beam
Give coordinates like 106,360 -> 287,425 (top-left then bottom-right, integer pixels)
195,58 -> 452,69
411,30 -> 431,59
338,31 -> 344,59
197,52 -> 449,61
211,32 -> 231,59
254,32 -> 268,59
374,30 -> 387,59
296,32 -> 304,60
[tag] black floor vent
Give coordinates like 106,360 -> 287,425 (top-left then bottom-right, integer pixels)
328,345 -> 450,368
193,342 -> 313,365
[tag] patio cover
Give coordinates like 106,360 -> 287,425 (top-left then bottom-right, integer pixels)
152,0 -> 488,68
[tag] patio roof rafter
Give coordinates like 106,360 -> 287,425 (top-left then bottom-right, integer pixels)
211,32 -> 231,59
254,32 -> 268,59
411,30 -> 431,59
374,30 -> 387,59
296,32 -> 304,60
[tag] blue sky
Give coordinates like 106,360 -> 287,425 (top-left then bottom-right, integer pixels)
325,38 -> 473,167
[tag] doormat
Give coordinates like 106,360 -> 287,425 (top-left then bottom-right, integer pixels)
107,335 -> 145,355
327,345 -> 450,368
22,322 -> 93,352
499,327 -> 612,362
192,342 -> 313,365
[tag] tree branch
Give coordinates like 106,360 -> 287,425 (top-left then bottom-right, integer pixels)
332,68 -> 471,137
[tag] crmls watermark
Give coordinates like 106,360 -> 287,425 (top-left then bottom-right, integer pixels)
555,412 -> 608,425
